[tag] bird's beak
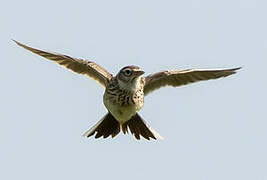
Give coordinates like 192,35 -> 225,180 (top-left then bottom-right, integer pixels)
135,70 -> 145,76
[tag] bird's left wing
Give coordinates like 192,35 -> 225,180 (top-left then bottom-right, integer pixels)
144,67 -> 241,95
13,40 -> 113,87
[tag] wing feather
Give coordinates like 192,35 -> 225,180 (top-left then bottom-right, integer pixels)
13,40 -> 113,87
144,67 -> 241,95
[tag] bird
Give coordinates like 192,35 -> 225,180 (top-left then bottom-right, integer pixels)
13,40 -> 241,140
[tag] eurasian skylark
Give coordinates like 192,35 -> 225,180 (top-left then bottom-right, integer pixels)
14,40 -> 241,140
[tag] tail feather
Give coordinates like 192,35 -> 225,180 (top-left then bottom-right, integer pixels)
83,113 -> 163,140
122,113 -> 163,140
83,113 -> 120,139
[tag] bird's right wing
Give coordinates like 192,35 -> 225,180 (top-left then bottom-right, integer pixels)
13,40 -> 113,87
144,67 -> 241,95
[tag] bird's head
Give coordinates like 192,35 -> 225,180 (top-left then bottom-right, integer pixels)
116,65 -> 145,91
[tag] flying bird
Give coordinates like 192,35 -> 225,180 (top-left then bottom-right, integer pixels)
14,40 -> 241,140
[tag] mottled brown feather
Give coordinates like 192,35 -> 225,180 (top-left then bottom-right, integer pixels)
122,114 -> 158,140
85,113 -> 120,139
13,40 -> 113,87
144,67 -> 241,95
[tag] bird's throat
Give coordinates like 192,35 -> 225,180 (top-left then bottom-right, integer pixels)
118,77 -> 142,93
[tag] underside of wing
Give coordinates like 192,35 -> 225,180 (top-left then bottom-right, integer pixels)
144,67 -> 241,95
14,40 -> 113,87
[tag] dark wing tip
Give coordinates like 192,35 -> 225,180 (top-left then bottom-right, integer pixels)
12,39 -> 31,50
224,67 -> 242,76
12,39 -> 21,45
230,67 -> 242,71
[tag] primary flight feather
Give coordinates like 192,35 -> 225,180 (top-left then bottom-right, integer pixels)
14,40 -> 241,140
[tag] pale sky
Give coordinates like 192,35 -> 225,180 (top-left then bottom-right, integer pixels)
1,0 -> 266,179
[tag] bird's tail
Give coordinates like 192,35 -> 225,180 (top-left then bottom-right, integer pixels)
121,113 -> 163,140
83,113 -> 121,139
83,113 -> 163,140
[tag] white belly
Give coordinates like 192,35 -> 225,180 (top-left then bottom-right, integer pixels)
108,103 -> 137,124
103,93 -> 143,124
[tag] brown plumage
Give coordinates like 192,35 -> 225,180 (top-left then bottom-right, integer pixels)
144,68 -> 241,95
13,40 -> 112,87
14,40 -> 241,140
84,113 -> 159,140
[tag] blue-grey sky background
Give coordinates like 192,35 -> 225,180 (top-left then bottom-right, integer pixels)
1,0 -> 266,179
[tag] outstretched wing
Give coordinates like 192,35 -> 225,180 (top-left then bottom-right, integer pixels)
13,40 -> 113,87
144,67 -> 241,95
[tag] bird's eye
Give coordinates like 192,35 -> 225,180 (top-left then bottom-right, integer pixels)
123,69 -> 132,76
